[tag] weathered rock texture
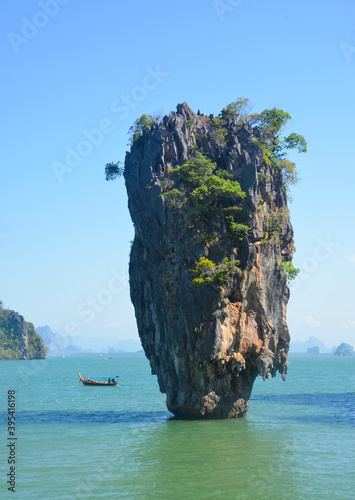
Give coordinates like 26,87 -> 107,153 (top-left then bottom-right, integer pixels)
124,103 -> 294,418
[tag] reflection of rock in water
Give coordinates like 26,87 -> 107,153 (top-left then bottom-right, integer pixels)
124,103 -> 295,418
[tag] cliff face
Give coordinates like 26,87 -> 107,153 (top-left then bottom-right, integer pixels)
0,306 -> 47,360
124,103 -> 294,418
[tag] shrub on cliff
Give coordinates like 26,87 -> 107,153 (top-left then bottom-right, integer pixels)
278,159 -> 300,202
221,97 -> 252,122
169,150 -> 215,187
104,161 -> 123,181
167,151 -> 245,211
282,260 -> 300,282
164,151 -> 249,287
128,114 -> 155,145
192,257 -> 239,287
255,108 -> 307,160
218,100 -> 307,196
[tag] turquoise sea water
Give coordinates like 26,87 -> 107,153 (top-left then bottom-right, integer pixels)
0,354 -> 354,499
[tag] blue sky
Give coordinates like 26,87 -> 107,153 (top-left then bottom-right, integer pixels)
1,0 -> 355,348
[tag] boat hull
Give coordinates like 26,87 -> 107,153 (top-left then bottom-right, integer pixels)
79,373 -> 117,386
81,379 -> 117,386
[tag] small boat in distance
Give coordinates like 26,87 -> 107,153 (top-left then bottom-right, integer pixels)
78,373 -> 118,386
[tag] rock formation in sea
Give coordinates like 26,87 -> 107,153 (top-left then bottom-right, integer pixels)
289,336 -> 331,354
334,342 -> 353,356
307,346 -> 319,355
0,303 -> 47,360
123,102 -> 302,418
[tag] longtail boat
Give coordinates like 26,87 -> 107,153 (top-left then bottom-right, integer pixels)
78,373 -> 118,386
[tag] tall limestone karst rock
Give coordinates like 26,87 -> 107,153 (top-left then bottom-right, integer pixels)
124,102 -> 298,418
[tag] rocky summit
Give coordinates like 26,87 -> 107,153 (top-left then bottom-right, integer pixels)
124,102 -> 297,418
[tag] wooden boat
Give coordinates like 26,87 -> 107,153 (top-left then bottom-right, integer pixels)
78,373 -> 118,386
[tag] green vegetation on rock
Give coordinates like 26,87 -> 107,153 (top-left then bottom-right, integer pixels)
104,161 -> 123,181
128,114 -> 155,145
282,260 -> 300,282
221,97 -> 252,122
163,151 -> 248,287
105,99 -> 307,202
278,159 -> 300,202
106,98 -> 306,291
262,207 -> 290,242
121,101 -> 303,419
192,257 -> 239,287
167,151 -> 245,211
225,215 -> 250,244
218,98 -> 307,196
0,302 -> 47,360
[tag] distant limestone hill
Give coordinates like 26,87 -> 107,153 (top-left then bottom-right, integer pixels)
36,325 -> 142,355
334,343 -> 353,356
35,325 -> 80,356
0,302 -> 47,360
289,336 -> 331,354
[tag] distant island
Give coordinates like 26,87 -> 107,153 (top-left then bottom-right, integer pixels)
334,343 -> 353,356
289,336 -> 354,356
0,302 -> 47,360
36,325 -> 142,355
289,336 -> 331,354
307,346 -> 319,355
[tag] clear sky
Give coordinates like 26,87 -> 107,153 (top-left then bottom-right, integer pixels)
1,0 -> 355,348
